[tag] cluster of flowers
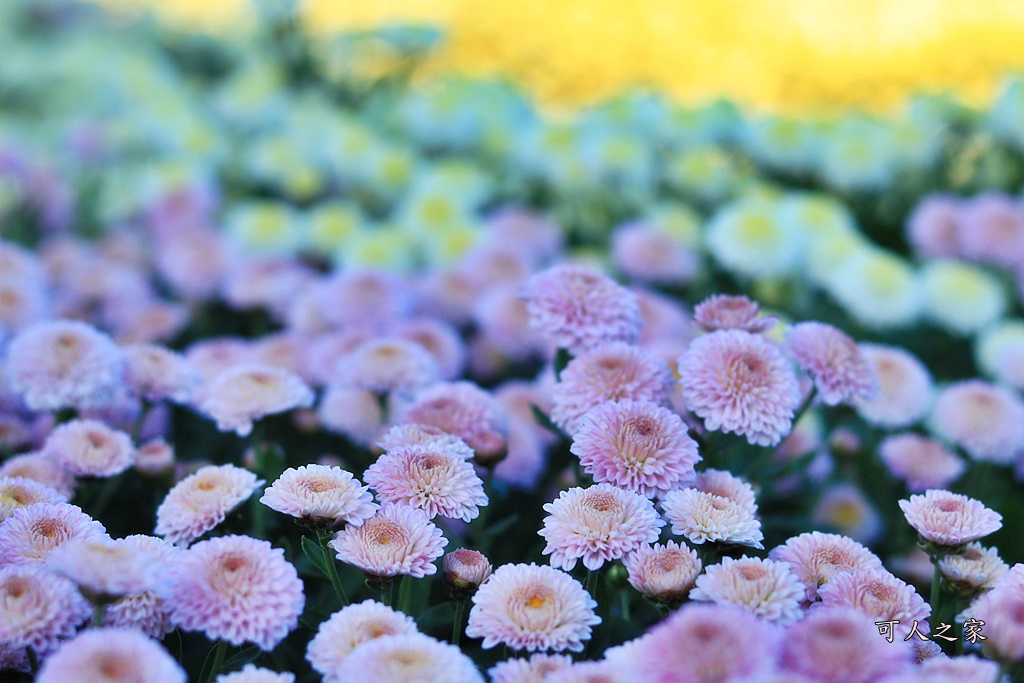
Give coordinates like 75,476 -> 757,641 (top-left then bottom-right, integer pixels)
2,1 -> 1024,682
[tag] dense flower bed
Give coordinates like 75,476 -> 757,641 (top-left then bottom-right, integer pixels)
3,2 -> 1024,682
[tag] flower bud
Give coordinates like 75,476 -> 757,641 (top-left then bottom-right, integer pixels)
443,548 -> 492,600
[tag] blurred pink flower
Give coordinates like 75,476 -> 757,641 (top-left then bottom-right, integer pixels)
785,321 -> 877,406
853,344 -> 933,428
36,628 -> 185,683
0,502 -> 105,565
930,379 -> 1024,464
0,476 -> 66,523
331,633 -> 484,683
155,464 -> 263,547
42,419 -> 134,478
306,599 -> 418,682
0,565 -> 90,661
198,363 -> 314,437
879,433 -> 965,492
768,531 -> 883,602
693,294 -> 776,333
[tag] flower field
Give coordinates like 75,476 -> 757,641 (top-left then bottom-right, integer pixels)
4,1 -> 1024,682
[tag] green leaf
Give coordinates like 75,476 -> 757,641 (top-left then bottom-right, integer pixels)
529,403 -> 563,437
416,601 -> 456,631
224,644 -> 261,670
553,347 -> 573,379
301,535 -> 331,577
486,514 -> 520,538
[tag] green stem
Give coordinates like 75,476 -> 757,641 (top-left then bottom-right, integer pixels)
91,473 -> 124,521
452,600 -> 466,647
131,399 -> 152,442
473,469 -> 496,554
92,602 -> 106,628
203,640 -> 228,683
26,647 -> 38,675
585,569 -> 599,598
931,562 -> 942,621
318,530 -> 348,606
995,662 -> 1010,683
398,575 -> 413,615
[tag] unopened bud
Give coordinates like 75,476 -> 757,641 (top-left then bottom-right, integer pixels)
444,548 -> 493,600
134,438 -> 175,476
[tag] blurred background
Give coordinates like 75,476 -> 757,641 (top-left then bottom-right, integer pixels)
99,0 -> 1024,113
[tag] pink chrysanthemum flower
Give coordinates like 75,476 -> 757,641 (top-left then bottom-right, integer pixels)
364,444 -> 487,522
317,385 -> 385,447
679,329 -> 801,446
899,489 -> 1002,547
317,269 -> 413,331
929,380 -> 1024,463
570,399 -> 700,497
690,468 -> 759,512
632,603 -> 778,683
956,192 -> 1024,269
135,438 -> 176,476
184,337 -> 251,381
692,294 -> 777,333
103,535 -> 180,639
306,599 -> 419,681
331,633 -> 484,683
42,419 -> 135,478
400,382 -> 510,465
552,343 -> 674,434
489,653 -> 574,683
36,627 -> 186,683
779,607 -> 913,683
444,548 -> 493,598
0,476 -> 66,523
961,576 -> 1024,663
493,417 -> 547,490
938,542 -> 1008,594
916,656 -> 1002,683
155,464 -> 264,547
0,502 -> 106,565
611,219 -> 700,285
623,540 -> 702,606
198,363 -> 314,437
473,285 -> 548,362
393,318 -> 467,381
0,565 -> 90,660
122,343 -> 201,404
815,569 -> 930,628
5,319 -> 124,411
0,452 -> 75,499
634,286 -> 694,345
906,194 -> 962,259
879,433 -> 965,492
334,337 -> 439,394
853,344 -> 933,428
377,423 -> 475,460
539,484 -> 664,571
544,659 -> 628,683
330,503 -> 447,579
47,535 -> 163,599
520,264 -> 641,355
466,562 -> 600,652
215,664 -> 295,683
812,483 -> 882,545
689,556 -> 804,623
768,532 -> 883,602
661,487 -> 764,549
260,465 -> 377,528
161,535 -> 304,650
785,322 -> 876,406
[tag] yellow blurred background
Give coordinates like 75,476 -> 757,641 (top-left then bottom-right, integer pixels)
101,0 -> 1024,113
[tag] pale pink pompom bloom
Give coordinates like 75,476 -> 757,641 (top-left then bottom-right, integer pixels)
812,483 -> 883,545
631,603 -> 779,683
815,569 -> 930,628
956,192 -> 1024,268
0,476 -> 66,523
154,228 -> 229,301
248,332 -> 308,374
779,607 -> 914,683
332,633 -> 484,683
485,206 -> 564,263
929,380 -> 1024,463
317,270 -> 413,331
184,337 -> 252,381
122,343 -> 201,403
853,344 -> 933,428
544,659 -> 630,683
135,438 -> 176,476
364,443 -> 487,522
0,565 -> 91,660
633,287 -> 694,346
376,423 -> 475,459
899,489 -> 1002,547
768,531 -> 883,602
102,535 -> 180,639
317,384 -> 385,447
570,399 -> 700,498
493,416 -> 548,490
393,318 -> 467,380
198,363 -> 314,437
36,627 -> 185,683
415,269 -> 479,327
539,484 -> 664,571
302,331 -> 377,382
47,535 -> 163,599
215,664 -> 295,683
623,540 -> 702,605
552,342 -> 674,434
334,337 -> 439,394
785,322 -> 877,406
306,599 -> 418,681
161,535 -> 304,650
0,452 -> 75,498
906,195 -> 962,259
222,259 -> 317,319
679,329 -> 801,447
938,542 -> 1009,593
400,381 -> 510,465
456,241 -> 534,291
466,562 -> 600,652
330,503 -> 448,579
0,502 -> 106,565
520,264 -> 641,355
489,653 -> 573,683
611,220 -> 700,285
689,556 -> 804,623
916,656 -> 1003,683
690,468 -> 758,513
962,579 -> 1024,663
473,284 -> 548,362
260,465 -> 377,527
42,418 -> 135,478
879,433 -> 965,492
6,319 -> 124,411
155,464 -> 264,547
0,278 -> 49,335
661,487 -> 764,549
692,294 -> 777,333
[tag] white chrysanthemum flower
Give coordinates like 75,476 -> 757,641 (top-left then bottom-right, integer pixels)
155,465 -> 264,547
705,199 -> 804,279
938,543 -> 1008,593
332,633 -> 484,683
198,363 -> 314,436
975,320 -> 1024,390
690,556 -> 805,623
919,260 -> 1006,336
824,247 -> 921,329
661,488 -> 763,549
306,600 -> 418,682
260,465 -> 377,527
